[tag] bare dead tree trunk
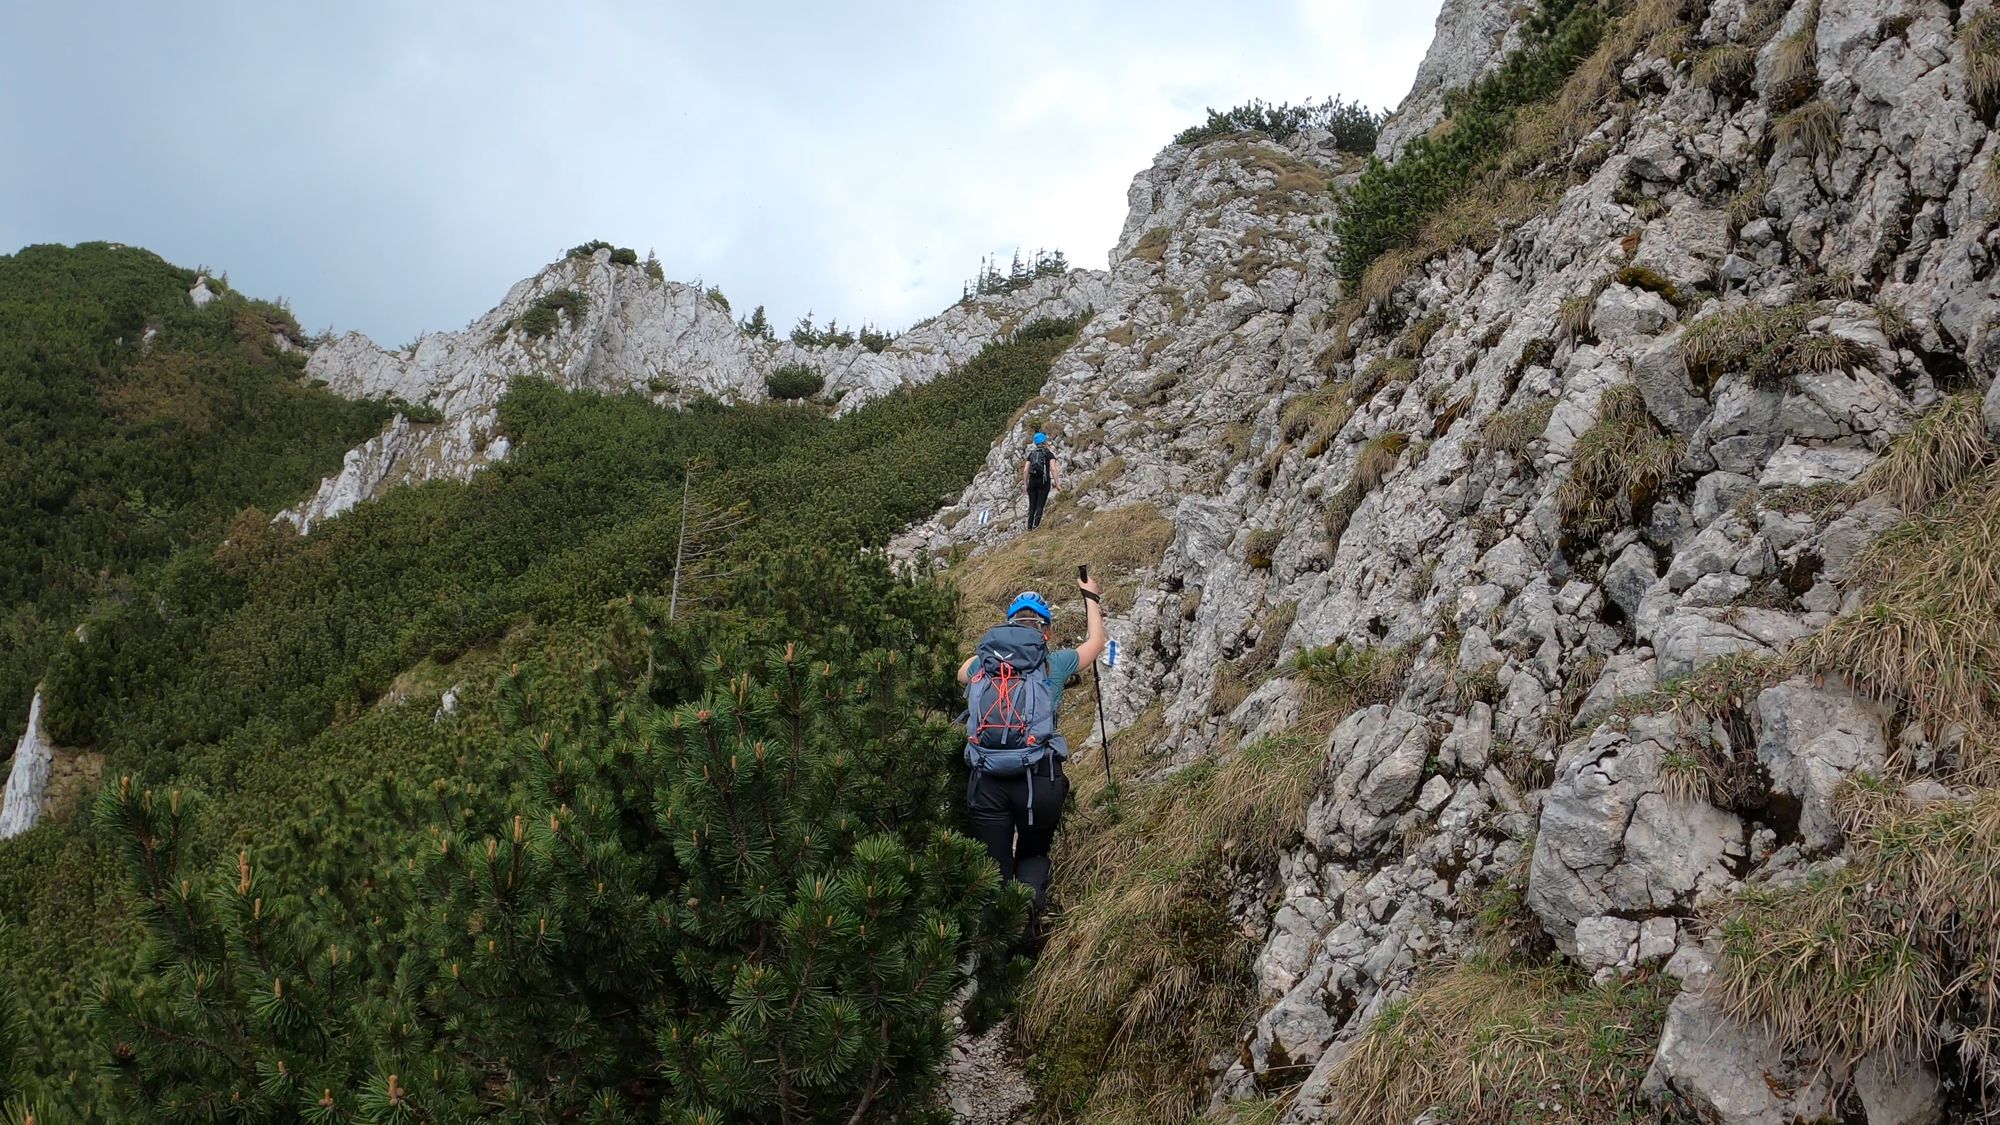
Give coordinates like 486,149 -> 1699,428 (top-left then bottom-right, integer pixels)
669,464 -> 692,622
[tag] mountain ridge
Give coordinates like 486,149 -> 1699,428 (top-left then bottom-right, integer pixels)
280,247 -> 1108,531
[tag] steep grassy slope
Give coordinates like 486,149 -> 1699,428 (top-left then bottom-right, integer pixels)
0,307 -> 1081,1109
0,243 -> 394,749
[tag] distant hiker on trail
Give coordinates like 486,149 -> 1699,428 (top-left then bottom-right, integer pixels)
959,577 -> 1106,940
1022,432 -> 1058,530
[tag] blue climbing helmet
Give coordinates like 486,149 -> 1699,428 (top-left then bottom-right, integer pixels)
1006,590 -> 1052,624
1033,432 -> 1048,445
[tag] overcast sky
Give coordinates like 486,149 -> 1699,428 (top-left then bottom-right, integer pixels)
2,1 -> 1441,347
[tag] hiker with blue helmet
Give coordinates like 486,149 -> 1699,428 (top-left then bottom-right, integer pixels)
1021,431 -> 1059,531
958,574 -> 1105,941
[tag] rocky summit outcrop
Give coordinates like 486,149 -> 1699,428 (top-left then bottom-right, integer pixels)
1373,0 -> 1524,159
280,249 -> 1107,531
898,0 -> 1998,1117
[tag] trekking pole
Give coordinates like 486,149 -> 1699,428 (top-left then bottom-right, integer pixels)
1078,565 -> 1112,782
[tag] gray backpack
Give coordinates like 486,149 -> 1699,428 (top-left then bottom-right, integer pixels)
964,624 -> 1064,782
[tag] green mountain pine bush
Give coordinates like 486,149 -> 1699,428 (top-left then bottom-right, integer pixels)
0,244 -> 393,751
0,299 -> 1084,1113
1174,97 -> 1384,152
94,647 -> 1026,1122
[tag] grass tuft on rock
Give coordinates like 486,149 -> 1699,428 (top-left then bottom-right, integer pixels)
1768,23 -> 1820,110
1694,41 -> 1756,95
1559,294 -> 1596,341
1555,384 -> 1684,536
1800,461 -> 2000,772
1352,357 -> 1416,402
1324,484 -> 1364,550
1246,529 -> 1281,570
1280,383 -> 1357,458
1022,728 -> 1326,1121
1292,642 -> 1413,723
1713,782 -> 2000,1095
1678,300 -> 1843,387
1354,431 -> 1410,492
1857,389 -> 1992,513
1963,10 -> 2000,118
1774,99 -> 1841,162
1320,960 -> 1678,1125
1478,399 -> 1556,458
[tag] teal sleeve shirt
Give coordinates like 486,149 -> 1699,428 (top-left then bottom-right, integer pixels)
1045,649 -> 1082,717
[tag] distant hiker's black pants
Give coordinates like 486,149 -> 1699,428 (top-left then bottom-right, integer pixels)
967,764 -> 1068,916
1026,480 -> 1050,530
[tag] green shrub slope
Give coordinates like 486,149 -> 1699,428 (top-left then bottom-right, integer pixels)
0,242 -> 394,749
0,297 -> 1083,1114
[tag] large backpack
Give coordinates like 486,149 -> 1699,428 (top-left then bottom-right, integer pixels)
1026,447 -> 1053,485
964,624 -> 1064,779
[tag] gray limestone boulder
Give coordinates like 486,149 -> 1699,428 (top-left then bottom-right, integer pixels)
1642,950 -> 1839,1124
1304,707 -> 1432,858
1752,678 -> 1888,852
1592,283 -> 1678,340
1527,716 -> 1744,947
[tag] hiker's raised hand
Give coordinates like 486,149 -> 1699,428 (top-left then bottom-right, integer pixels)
1077,575 -> 1101,600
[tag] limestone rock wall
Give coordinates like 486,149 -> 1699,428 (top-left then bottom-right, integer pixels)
901,0 -> 1997,1118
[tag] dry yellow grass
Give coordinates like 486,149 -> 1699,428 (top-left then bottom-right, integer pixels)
1967,10 -> 2000,116
1132,227 -> 1170,264
1021,729 -> 1325,1120
1393,314 -> 1445,360
1770,25 -> 1818,91
1799,462 -> 2000,775
1707,404 -> 2000,1102
1354,431 -> 1410,492
1857,389 -> 1991,513
949,504 -> 1174,647
1693,41 -> 1756,96
1318,960 -> 1677,1125
1024,635 -> 1415,1121
1775,99 -> 1841,162
1558,293 -> 1595,341
1713,781 -> 2000,1094
1478,399 -> 1556,458
1324,484 -> 1364,550
1352,246 -> 1423,311
1279,383 -> 1357,459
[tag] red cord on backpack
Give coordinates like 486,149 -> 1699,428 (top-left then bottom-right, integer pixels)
972,664 -> 1030,747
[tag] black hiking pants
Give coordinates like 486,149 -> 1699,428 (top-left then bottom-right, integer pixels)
966,762 -> 1068,917
1026,479 -> 1050,530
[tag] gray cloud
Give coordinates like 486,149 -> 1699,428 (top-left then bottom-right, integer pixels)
1,0 -> 1439,346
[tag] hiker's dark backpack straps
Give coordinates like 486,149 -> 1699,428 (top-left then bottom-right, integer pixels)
1027,447 -> 1052,484
964,625 -> 1061,776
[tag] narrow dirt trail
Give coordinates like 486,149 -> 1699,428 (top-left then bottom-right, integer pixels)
944,1018 -> 1035,1123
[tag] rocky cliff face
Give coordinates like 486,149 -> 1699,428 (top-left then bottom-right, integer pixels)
281,249 -> 1107,531
899,0 -> 1999,1117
